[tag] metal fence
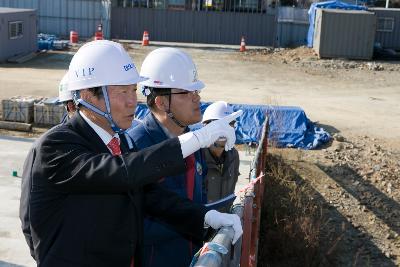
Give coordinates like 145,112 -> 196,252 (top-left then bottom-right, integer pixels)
0,0 -> 111,39
193,117 -> 269,267
239,116 -> 268,267
111,7 -> 276,46
6,0 -> 388,51
116,0 -> 269,13
276,6 -> 309,47
0,0 -> 312,47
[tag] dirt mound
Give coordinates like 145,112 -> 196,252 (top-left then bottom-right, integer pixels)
238,46 -> 400,73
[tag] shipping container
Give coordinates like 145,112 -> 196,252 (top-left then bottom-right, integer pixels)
0,7 -> 37,62
313,9 -> 376,60
369,7 -> 400,50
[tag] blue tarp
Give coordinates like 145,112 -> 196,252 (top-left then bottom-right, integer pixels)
134,102 -> 331,150
37,34 -> 57,50
307,1 -> 367,47
37,33 -> 69,50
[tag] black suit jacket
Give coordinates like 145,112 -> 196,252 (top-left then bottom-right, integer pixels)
20,112 -> 207,267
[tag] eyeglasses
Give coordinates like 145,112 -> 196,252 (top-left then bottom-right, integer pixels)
159,90 -> 201,97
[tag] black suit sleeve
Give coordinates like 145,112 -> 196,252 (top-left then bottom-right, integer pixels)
143,183 -> 208,241
36,130 -> 186,193
19,147 -> 36,260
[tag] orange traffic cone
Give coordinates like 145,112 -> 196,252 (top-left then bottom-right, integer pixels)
94,23 -> 103,40
70,31 -> 78,44
142,31 -> 149,46
240,36 -> 246,52
94,31 -> 103,40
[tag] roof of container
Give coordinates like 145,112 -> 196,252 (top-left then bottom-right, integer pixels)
368,7 -> 400,11
0,7 -> 36,14
318,8 -> 374,14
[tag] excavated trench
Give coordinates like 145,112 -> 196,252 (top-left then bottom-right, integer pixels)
257,153 -> 398,267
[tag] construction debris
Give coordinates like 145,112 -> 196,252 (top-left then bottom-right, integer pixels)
0,121 -> 32,132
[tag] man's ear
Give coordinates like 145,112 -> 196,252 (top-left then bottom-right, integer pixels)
66,101 -> 77,113
79,89 -> 102,109
154,95 -> 169,112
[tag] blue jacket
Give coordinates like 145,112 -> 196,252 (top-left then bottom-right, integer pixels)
127,113 -> 207,267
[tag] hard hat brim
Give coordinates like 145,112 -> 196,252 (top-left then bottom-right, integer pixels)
183,80 -> 205,91
139,79 -> 204,91
67,76 -> 148,91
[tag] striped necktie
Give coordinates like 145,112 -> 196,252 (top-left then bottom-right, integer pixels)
107,137 -> 121,156
185,154 -> 196,200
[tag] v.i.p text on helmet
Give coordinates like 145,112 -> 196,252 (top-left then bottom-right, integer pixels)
67,40 -> 147,91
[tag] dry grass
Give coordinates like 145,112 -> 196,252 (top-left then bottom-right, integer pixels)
257,153 -> 337,267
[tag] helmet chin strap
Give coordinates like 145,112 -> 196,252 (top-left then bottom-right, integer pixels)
73,86 -> 125,134
166,94 -> 186,129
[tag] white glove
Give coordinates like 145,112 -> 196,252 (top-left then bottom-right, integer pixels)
204,210 -> 243,245
178,110 -> 243,158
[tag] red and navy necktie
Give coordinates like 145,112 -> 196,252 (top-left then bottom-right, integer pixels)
107,137 -> 121,156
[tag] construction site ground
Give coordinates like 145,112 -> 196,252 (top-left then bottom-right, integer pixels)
0,43 -> 399,266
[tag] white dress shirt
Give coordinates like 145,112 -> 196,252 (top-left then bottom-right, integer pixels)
80,111 -> 120,153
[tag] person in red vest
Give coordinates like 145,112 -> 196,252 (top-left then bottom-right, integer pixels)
19,40 -> 242,267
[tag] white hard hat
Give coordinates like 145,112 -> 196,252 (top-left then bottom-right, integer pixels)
67,40 -> 146,91
58,72 -> 73,102
202,101 -> 234,122
139,47 -> 204,95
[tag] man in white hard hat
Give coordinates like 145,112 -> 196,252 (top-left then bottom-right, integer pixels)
126,47 -> 210,267
19,40 -> 243,267
202,101 -> 240,212
58,72 -> 76,120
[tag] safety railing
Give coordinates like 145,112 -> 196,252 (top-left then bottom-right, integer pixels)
240,116 -> 269,267
192,204 -> 243,267
192,117 -> 269,267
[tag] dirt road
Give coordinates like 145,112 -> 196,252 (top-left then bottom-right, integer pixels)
1,42 -> 399,266
1,44 -> 399,146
